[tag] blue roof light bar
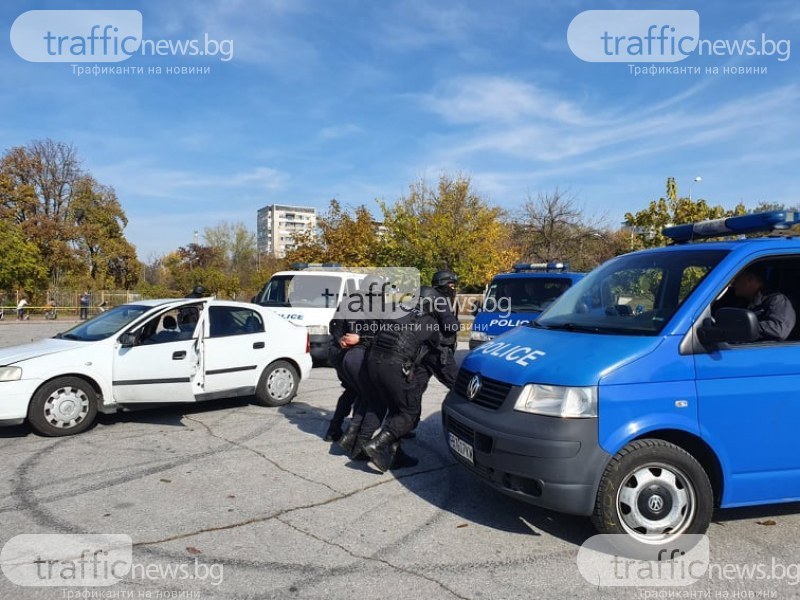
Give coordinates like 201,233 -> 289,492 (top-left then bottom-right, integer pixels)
663,210 -> 800,243
512,261 -> 570,272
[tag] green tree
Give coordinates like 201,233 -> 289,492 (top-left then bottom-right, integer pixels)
203,221 -> 258,289
0,220 -> 48,292
379,175 -> 514,288
624,177 -> 746,249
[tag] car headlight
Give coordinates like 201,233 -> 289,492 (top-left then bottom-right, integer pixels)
470,330 -> 490,341
0,366 -> 22,382
307,325 -> 329,336
514,384 -> 597,418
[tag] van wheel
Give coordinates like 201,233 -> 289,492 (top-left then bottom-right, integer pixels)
591,439 -> 713,544
254,361 -> 299,407
28,377 -> 98,437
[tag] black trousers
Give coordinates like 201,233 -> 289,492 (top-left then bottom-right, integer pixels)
342,345 -> 385,434
415,347 -> 458,398
368,354 -> 423,439
329,346 -> 356,426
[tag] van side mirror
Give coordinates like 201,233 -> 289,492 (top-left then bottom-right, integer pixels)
471,300 -> 481,316
698,308 -> 759,345
119,332 -> 138,348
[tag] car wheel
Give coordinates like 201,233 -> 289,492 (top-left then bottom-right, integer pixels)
254,360 -> 299,407
591,439 -> 713,544
28,376 -> 98,437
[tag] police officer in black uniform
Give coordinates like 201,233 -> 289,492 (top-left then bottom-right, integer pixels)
335,275 -> 387,457
415,270 -> 460,399
325,315 -> 358,442
362,287 -> 442,472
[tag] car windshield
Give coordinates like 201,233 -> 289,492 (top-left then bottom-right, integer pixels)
55,304 -> 152,341
256,275 -> 342,308
485,277 -> 573,313
535,249 -> 729,335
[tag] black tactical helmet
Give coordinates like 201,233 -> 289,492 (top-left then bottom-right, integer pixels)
187,284 -> 207,298
431,270 -> 458,288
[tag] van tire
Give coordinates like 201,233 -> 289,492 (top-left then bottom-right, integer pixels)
28,376 -> 98,437
591,439 -> 713,543
254,360 -> 299,407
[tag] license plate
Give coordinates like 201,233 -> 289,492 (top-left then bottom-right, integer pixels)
448,432 -> 474,464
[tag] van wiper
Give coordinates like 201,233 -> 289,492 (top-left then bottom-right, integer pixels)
58,333 -> 83,340
540,322 -> 602,333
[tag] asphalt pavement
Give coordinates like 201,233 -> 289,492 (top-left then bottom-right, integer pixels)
1,320 -> 799,599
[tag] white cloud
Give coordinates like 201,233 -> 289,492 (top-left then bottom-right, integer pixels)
318,124 -> 364,141
421,76 -> 589,126
420,75 -> 800,167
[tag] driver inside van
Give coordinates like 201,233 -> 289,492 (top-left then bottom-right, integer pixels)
723,266 -> 796,341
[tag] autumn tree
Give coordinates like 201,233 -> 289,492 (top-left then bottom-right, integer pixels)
203,221 -> 259,289
71,177 -> 138,288
379,175 -> 514,288
285,200 -> 380,266
624,177 -> 747,249
0,139 -> 139,290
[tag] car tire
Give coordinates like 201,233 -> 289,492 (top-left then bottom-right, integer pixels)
591,439 -> 713,544
254,360 -> 299,407
28,376 -> 98,437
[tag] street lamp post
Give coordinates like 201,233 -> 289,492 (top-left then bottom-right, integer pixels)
689,176 -> 702,201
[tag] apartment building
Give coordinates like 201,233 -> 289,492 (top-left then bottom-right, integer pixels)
257,204 -> 318,258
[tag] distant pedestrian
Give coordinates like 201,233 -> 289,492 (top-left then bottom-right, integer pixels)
16,297 -> 28,321
79,291 -> 90,320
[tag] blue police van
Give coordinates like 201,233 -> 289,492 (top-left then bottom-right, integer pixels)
444,211 -> 800,544
469,263 -> 584,349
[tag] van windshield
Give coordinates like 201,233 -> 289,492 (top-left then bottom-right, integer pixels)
256,274 -> 342,308
485,277 -> 573,313
536,249 -> 729,335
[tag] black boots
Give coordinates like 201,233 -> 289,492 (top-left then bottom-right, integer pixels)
350,429 -> 373,461
362,430 -> 398,472
337,422 -> 360,454
324,421 -> 344,442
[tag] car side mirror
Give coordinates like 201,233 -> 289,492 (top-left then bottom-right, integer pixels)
698,307 -> 759,345
119,332 -> 138,348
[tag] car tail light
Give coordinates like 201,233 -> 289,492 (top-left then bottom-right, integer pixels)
306,333 -> 310,354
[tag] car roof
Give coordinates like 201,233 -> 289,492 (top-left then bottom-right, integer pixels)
629,235 -> 800,257
124,298 -> 255,308
270,271 -> 366,277
491,272 -> 584,281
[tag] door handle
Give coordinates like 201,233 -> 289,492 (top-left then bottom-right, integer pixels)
172,351 -> 186,360
253,342 -> 265,349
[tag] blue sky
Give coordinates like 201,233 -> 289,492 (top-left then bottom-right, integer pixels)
2,0 -> 800,259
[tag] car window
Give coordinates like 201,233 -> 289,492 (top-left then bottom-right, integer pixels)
209,306 -> 265,338
485,277 -> 573,312
56,304 -> 151,341
138,309 -> 184,345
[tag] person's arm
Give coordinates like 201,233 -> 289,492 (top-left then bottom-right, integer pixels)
758,293 -> 796,341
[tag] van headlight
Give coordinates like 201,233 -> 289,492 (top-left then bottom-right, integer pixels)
514,384 -> 597,418
470,330 -> 490,342
0,366 -> 22,382
307,325 -> 329,336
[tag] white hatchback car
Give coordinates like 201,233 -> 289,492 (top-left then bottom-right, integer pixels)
0,298 -> 312,436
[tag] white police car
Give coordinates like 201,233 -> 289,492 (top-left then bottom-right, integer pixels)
0,298 -> 312,436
